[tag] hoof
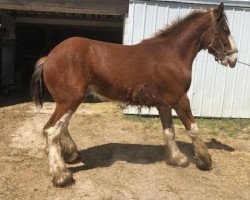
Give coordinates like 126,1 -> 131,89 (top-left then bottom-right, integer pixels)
167,153 -> 190,168
52,171 -> 75,187
196,153 -> 212,171
193,140 -> 212,170
63,151 -> 80,164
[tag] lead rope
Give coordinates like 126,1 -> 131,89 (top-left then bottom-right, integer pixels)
237,60 -> 250,66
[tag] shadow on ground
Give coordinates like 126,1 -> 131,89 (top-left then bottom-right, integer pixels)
69,138 -> 234,173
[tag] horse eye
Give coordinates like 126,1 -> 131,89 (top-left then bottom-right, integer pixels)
223,27 -> 230,34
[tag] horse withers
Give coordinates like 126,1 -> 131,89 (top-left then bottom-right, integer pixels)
30,3 -> 238,187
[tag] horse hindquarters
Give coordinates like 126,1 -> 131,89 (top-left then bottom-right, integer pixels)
32,55 -> 87,186
43,80 -> 87,185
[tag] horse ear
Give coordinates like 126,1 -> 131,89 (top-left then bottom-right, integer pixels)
216,2 -> 224,20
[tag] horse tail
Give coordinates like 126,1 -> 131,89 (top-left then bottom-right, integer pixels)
30,57 -> 47,107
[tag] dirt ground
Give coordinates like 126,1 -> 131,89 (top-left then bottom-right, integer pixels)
0,102 -> 249,200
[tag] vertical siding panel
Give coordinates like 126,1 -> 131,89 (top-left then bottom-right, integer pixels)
240,63 -> 249,117
124,1 -> 250,118
221,8 -> 235,117
153,3 -> 158,33
191,51 -> 207,116
211,67 -> 223,117
165,3 -> 170,24
220,67 -> 228,117
155,3 -> 167,30
190,58 -> 198,115
240,11 -> 250,117
209,62 -> 219,117
141,2 -> 147,39
243,66 -> 250,118
129,2 -> 135,45
203,52 -> 218,117
199,53 -> 208,116
177,3 -> 181,17
134,2 -> 146,43
144,3 -> 157,38
230,10 -> 245,117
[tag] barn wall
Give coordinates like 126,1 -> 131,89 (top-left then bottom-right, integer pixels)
0,12 -> 15,86
123,0 -> 250,118
0,0 -> 127,90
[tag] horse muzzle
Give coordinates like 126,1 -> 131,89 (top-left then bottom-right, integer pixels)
227,52 -> 238,68
228,58 -> 237,68
220,50 -> 238,68
220,57 -> 237,68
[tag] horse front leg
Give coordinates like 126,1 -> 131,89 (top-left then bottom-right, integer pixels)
157,105 -> 189,167
174,94 -> 212,170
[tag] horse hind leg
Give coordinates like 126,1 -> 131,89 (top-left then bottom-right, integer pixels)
44,103 -> 81,187
44,108 -> 80,164
60,127 -> 79,164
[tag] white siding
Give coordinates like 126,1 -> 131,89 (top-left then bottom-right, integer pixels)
123,0 -> 250,118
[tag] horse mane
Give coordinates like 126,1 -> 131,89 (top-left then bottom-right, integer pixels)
142,10 -> 206,42
143,9 -> 228,43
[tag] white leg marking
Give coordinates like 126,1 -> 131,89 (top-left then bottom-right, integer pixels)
228,35 -> 238,62
60,128 -> 77,152
187,123 -> 199,135
163,128 -> 188,166
46,111 -> 73,176
163,128 -> 175,140
186,123 -> 212,169
163,128 -> 178,155
191,123 -> 199,132
164,128 -> 180,156
187,123 -> 201,141
60,127 -> 79,164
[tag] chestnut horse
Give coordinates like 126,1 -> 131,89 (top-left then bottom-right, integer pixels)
31,3 -> 238,187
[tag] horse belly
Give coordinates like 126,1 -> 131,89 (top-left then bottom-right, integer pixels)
88,82 -> 160,107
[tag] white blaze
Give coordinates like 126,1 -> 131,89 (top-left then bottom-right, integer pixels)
228,35 -> 238,62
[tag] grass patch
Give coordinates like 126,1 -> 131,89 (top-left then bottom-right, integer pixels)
123,114 -> 250,139
196,118 -> 250,138
123,115 -> 161,131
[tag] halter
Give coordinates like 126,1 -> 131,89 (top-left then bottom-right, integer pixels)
208,14 -> 238,61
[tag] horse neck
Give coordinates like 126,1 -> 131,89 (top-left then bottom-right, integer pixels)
169,13 -> 212,67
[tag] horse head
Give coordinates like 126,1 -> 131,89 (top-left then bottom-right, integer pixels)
206,3 -> 238,68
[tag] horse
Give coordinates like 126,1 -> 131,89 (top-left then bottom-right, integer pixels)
30,3 -> 238,187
